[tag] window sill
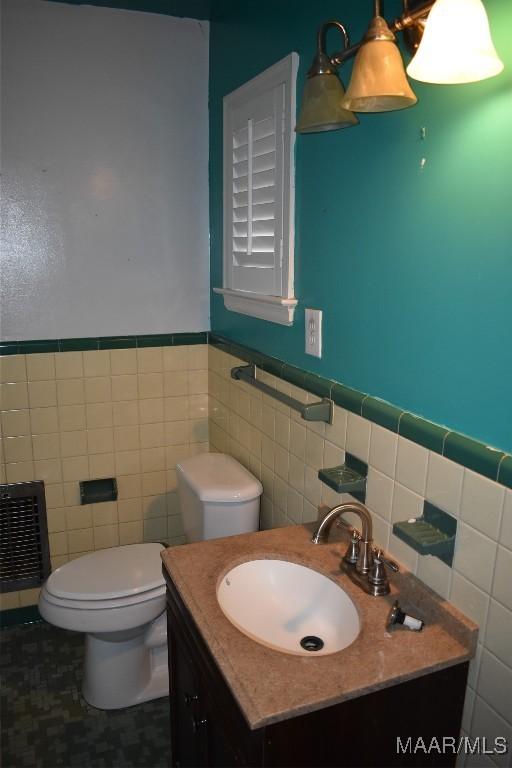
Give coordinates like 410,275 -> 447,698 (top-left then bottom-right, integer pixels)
213,288 -> 297,326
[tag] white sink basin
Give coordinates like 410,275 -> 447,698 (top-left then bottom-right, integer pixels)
217,559 -> 360,656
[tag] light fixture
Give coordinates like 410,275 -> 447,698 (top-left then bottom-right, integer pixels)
296,0 -> 504,134
295,21 -> 359,133
406,0 -> 504,84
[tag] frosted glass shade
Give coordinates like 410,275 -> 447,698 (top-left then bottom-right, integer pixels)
342,39 -> 418,113
407,0 -> 504,84
295,74 -> 359,133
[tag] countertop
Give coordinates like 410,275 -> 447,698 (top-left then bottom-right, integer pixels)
161,522 -> 477,730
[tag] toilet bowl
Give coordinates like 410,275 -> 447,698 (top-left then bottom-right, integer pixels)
38,453 -> 262,710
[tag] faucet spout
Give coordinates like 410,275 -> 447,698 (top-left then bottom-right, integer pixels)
311,501 -> 374,575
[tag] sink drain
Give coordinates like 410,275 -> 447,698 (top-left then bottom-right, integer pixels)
300,635 -> 324,652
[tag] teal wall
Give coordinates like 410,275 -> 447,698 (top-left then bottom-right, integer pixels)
209,0 -> 512,454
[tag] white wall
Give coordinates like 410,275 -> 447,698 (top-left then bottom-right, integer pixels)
0,0 -> 209,340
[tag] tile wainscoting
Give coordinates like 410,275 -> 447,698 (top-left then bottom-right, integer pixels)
208,339 -> 512,766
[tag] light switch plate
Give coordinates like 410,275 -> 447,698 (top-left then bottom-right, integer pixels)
305,308 -> 322,358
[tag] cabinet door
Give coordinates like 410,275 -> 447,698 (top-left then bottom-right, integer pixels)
168,610 -> 208,768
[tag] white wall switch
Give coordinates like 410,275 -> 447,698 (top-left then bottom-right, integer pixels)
305,308 -> 322,358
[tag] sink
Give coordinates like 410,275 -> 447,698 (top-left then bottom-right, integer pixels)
217,559 -> 360,656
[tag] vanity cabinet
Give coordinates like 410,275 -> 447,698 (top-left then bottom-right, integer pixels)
166,572 -> 468,768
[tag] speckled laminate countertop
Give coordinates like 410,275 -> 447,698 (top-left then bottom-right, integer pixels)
161,523 -> 477,730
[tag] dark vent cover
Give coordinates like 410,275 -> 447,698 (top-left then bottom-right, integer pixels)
1,481 -> 51,593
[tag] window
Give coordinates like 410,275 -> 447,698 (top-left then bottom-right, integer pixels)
214,53 -> 298,326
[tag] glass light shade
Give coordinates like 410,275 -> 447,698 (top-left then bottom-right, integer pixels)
407,0 -> 504,84
342,39 -> 418,112
295,74 -> 359,133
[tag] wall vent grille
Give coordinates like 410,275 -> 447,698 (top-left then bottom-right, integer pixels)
0,481 -> 51,593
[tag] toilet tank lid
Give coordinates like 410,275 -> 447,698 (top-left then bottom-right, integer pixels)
44,543 -> 165,601
177,453 -> 263,503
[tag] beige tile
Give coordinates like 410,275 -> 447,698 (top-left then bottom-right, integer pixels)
118,498 -> 143,522
114,425 -> 140,451
500,490 -> 512,550
323,440 -> 344,469
26,354 -> 55,381
85,376 -> 111,403
34,458 -> 62,484
110,349 -> 137,375
30,406 -> 59,434
87,427 -> 114,454
60,430 -> 87,458
460,469 -> 505,541
116,474 -> 141,499
189,394 -> 208,420
189,345 -> 208,370
138,373 -> 163,399
66,505 -> 93,530
274,412 -> 290,450
49,531 -> 68,556
51,555 -> 69,569
485,599 -> 512,668
189,418 -> 208,444
92,501 -> 118,527
1,409 -> 31,436
492,545 -> 512,610
369,423 -> 397,478
289,421 -> 306,461
274,444 -> 289,481
387,533 -> 419,573
395,437 -> 429,495
111,375 -> 138,402
46,507 -> 67,533
477,651 -> 512,728
143,516 -> 167,542
305,429 -> 324,470
366,468 -> 394,521
163,346 -> 188,371
166,469 -> 178,492
325,406 -> 347,450
261,405 -> 275,439
469,697 -> 512,766
63,482 -> 81,506
85,403 -> 114,429
425,453 -> 463,516
115,450 -> 141,476
19,587 -> 41,607
454,522 -> 498,593
55,352 -> 83,379
68,528 -> 94,554
58,405 -> 86,432
83,350 -> 110,378
0,592 -> 21,610
119,520 -> 143,545
89,452 -> 115,479
45,483 -> 65,508
62,455 -> 89,482
141,447 -> 166,473
0,355 -> 26,383
164,371 -> 188,397
165,444 -> 190,469
111,401 -> 138,427
56,379 -> 84,406
188,369 -> 208,395
168,515 -> 184,538
6,461 -> 35,483
139,398 -> 164,424
140,422 -> 165,449
142,470 -> 166,496
2,382 -> 29,409
143,495 -> 167,520
416,555 -> 452,599
164,396 -> 189,422
304,465 -> 321,506
346,413 -> 371,463
137,347 -> 163,373
32,433 -> 60,460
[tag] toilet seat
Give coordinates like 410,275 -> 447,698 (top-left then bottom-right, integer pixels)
42,582 -> 166,611
46,543 -> 165,602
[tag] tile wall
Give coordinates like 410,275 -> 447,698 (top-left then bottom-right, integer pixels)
0,344 -> 209,610
208,345 -> 512,766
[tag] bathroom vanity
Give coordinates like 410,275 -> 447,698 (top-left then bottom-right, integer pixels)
162,524 -> 477,768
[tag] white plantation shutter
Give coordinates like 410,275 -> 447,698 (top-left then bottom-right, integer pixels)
231,91 -> 283,295
217,54 -> 298,325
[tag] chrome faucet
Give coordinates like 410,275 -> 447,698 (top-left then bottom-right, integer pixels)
311,502 -> 399,596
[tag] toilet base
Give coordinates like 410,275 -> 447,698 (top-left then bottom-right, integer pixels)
82,612 -> 169,709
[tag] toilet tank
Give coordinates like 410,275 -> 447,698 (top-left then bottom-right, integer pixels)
176,454 -> 263,542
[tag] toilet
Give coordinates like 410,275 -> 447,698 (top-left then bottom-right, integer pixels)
38,453 -> 262,710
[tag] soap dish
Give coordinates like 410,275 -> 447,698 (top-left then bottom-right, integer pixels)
318,453 -> 367,502
392,502 -> 457,566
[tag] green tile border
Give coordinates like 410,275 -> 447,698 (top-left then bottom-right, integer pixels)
209,333 -> 511,489
0,332 -> 208,355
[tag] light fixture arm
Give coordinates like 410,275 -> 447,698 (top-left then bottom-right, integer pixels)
308,20 -> 351,77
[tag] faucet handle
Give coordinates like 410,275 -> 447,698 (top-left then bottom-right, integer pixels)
343,529 -> 361,566
373,549 -> 400,572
